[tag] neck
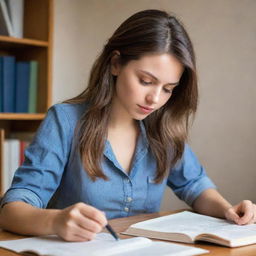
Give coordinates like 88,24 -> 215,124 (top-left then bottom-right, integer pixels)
108,99 -> 137,131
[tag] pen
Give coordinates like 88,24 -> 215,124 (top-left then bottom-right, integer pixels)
105,224 -> 120,241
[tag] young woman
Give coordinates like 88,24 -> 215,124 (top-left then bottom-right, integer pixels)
0,9 -> 255,242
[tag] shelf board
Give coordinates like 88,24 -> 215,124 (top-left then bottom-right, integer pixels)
0,113 -> 45,120
0,35 -> 49,48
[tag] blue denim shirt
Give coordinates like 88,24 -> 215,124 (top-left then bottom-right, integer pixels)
1,103 -> 216,219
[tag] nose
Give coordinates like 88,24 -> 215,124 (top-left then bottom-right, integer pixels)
146,87 -> 161,104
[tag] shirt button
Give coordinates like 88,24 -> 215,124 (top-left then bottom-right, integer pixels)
127,197 -> 132,202
126,178 -> 130,183
124,207 -> 129,212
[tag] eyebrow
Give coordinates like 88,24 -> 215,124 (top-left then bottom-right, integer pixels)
137,69 -> 179,86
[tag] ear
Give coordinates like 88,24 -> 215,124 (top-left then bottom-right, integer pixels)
110,50 -> 121,76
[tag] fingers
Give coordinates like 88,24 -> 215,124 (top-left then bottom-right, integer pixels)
62,225 -> 97,242
226,200 -> 256,225
225,207 -> 240,223
247,204 -> 256,224
54,203 -> 108,242
78,203 -> 108,227
76,212 -> 104,233
237,200 -> 254,225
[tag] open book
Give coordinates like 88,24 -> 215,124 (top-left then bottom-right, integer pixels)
0,232 -> 208,256
122,211 -> 256,247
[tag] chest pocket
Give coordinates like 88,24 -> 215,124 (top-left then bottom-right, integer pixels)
144,176 -> 166,212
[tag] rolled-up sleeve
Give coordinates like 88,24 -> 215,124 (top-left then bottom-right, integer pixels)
0,104 -> 72,208
167,144 -> 216,206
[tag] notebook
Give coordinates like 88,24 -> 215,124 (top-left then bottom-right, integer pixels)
0,232 -> 208,256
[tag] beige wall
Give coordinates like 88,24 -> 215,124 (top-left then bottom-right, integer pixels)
53,0 -> 256,211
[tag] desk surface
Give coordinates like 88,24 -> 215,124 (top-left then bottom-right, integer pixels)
0,211 -> 256,256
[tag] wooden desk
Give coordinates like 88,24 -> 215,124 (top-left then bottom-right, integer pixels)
0,211 -> 256,255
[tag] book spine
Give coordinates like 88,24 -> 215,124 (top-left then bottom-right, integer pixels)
0,0 -> 14,36
28,61 -> 38,113
6,0 -> 24,38
3,140 -> 9,193
19,140 -> 24,166
15,61 -> 30,113
19,140 -> 28,165
9,139 -> 20,186
2,56 -> 16,113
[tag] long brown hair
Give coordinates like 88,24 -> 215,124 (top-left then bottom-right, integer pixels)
64,9 -> 198,182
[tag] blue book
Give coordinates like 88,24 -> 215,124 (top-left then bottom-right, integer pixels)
15,61 -> 30,113
0,56 -> 16,113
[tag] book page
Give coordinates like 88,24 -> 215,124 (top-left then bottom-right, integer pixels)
0,233 -> 147,256
200,223 -> 256,247
127,211 -> 256,242
0,232 -> 208,256
118,241 -> 208,256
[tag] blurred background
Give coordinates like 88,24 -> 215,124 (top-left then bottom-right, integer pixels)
52,0 -> 256,211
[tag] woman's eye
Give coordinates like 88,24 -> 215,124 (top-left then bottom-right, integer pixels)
163,88 -> 173,94
140,79 -> 152,85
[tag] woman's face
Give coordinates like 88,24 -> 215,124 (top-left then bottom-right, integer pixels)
111,53 -> 184,120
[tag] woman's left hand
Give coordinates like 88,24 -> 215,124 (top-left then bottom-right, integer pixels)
225,200 -> 256,225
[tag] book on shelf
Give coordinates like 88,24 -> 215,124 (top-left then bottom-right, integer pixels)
19,140 -> 27,165
2,136 -> 31,193
3,139 -> 19,193
0,0 -> 13,36
0,232 -> 208,256
0,55 -> 39,114
122,211 -> 256,248
15,60 -> 39,113
15,61 -> 30,113
5,0 -> 24,38
28,61 -> 39,113
3,140 -> 9,194
0,55 -> 15,112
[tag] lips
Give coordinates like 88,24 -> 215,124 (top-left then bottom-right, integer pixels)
138,105 -> 154,114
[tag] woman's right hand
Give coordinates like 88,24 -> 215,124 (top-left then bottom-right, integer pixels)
52,202 -> 107,242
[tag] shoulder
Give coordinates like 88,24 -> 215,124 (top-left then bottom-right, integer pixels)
47,102 -> 87,129
31,102 -> 88,149
49,102 -> 87,118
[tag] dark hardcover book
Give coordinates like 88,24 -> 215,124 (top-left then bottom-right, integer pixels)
0,56 -> 16,112
15,61 -> 30,113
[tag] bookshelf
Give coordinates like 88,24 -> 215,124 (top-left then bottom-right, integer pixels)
0,0 -> 53,194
